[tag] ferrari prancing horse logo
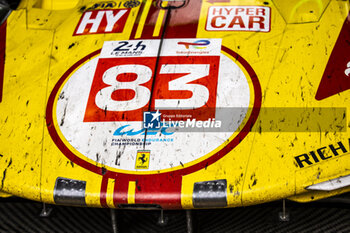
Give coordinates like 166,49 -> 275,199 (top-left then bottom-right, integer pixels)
135,150 -> 150,169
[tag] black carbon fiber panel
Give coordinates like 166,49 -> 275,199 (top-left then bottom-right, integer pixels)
0,198 -> 350,233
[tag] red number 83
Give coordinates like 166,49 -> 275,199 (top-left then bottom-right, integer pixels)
84,56 -> 220,122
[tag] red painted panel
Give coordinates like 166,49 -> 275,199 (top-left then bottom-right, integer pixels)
165,0 -> 203,38
138,1 -> 165,39
151,55 -> 219,121
0,21 -> 6,103
315,12 -> 350,100
129,1 -> 146,39
83,57 -> 155,122
130,0 -> 203,40
84,55 -> 219,122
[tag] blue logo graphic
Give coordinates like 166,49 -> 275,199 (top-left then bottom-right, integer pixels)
178,40 -> 210,49
113,124 -> 174,136
143,110 -> 161,129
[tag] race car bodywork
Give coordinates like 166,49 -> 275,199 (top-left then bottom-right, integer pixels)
0,0 -> 349,210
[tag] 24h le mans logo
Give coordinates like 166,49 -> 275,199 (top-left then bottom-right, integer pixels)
46,39 -> 261,174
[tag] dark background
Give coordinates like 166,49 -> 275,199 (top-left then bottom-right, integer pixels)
1,195 -> 350,233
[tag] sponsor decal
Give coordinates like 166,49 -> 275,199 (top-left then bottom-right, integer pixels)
111,40 -> 146,56
345,61 -> 350,77
206,6 -> 270,32
113,124 -> 173,136
123,0 -> 140,8
73,9 -> 130,36
178,40 -> 210,49
294,139 -> 350,168
135,150 -> 150,169
111,137 -> 173,147
84,1 -> 117,11
315,12 -> 350,100
47,38 -> 261,174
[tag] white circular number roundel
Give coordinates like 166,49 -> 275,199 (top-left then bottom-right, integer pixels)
53,39 -> 254,173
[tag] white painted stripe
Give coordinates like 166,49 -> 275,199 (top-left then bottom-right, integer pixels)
306,174 -> 350,191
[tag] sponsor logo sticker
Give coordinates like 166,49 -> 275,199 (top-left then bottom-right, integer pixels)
178,40 -> 211,49
84,1 -> 117,11
73,9 -> 130,36
206,6 -> 270,32
135,150 -> 150,169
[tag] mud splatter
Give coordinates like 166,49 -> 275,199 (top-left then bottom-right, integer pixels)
1,158 -> 12,189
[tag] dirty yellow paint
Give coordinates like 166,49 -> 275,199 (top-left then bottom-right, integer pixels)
0,9 -> 52,201
106,179 -> 116,208
35,0 -> 79,10
0,191 -> 12,198
0,0 -> 349,209
273,0 -> 331,23
135,0 -> 153,38
127,181 -> 136,204
153,2 -> 167,37
289,186 -> 350,203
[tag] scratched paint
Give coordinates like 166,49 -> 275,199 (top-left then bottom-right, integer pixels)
0,0 -> 349,209
52,39 -> 252,172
